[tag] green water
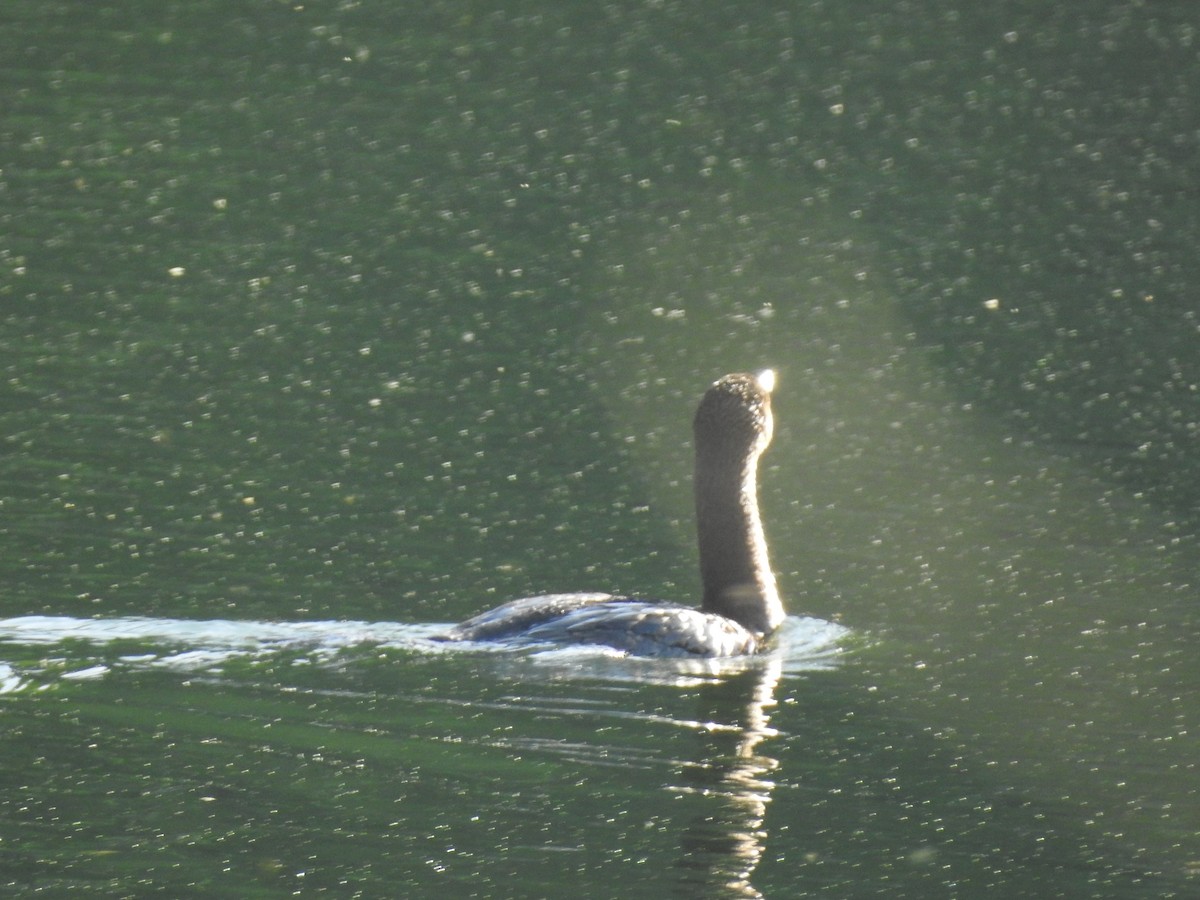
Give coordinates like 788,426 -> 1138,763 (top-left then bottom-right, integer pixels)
2,1 -> 1197,896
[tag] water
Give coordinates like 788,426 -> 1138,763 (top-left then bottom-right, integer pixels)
0,613 -> 847,689
3,1 -> 1198,896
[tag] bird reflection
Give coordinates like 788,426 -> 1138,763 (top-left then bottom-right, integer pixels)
672,657 -> 783,898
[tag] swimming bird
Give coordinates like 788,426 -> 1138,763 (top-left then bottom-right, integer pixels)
439,371 -> 784,657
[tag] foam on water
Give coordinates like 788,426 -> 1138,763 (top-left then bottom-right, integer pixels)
0,614 -> 851,691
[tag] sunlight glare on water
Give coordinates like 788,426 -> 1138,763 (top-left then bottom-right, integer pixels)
1,0 -> 1197,895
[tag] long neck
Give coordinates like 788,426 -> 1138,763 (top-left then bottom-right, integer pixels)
694,446 -> 784,636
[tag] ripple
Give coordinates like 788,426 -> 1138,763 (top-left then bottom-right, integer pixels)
0,614 -> 850,689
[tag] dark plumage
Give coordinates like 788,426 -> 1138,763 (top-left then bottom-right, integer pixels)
439,371 -> 783,657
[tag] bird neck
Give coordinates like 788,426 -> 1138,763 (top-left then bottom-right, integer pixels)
694,447 -> 784,636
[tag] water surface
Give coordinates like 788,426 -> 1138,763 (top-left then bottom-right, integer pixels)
2,1 -> 1197,896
